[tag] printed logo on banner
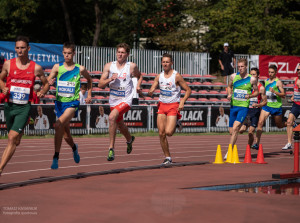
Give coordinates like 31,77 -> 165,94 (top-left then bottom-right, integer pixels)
123,107 -> 147,127
259,55 -> 300,79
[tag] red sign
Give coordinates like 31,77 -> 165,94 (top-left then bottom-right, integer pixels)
259,55 -> 300,78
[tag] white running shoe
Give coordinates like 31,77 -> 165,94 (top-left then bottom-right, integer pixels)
282,143 -> 292,150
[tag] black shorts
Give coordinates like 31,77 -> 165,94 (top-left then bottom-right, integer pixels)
242,108 -> 260,128
221,66 -> 234,76
290,103 -> 300,118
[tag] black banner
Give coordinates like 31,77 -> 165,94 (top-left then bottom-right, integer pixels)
90,105 -> 148,128
153,105 -> 208,128
29,104 -> 87,129
123,106 -> 148,128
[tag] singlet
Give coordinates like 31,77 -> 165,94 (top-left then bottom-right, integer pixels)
56,63 -> 81,103
158,70 -> 181,104
265,78 -> 282,108
109,61 -> 133,107
294,77 -> 300,105
5,58 -> 35,104
249,82 -> 262,108
231,74 -> 252,107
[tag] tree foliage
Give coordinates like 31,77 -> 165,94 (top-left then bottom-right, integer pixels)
0,0 -> 299,56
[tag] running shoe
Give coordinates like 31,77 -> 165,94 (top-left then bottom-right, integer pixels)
293,122 -> 298,128
51,158 -> 59,169
162,158 -> 172,165
73,144 -> 80,163
127,136 -> 135,154
107,148 -> 115,161
282,143 -> 292,150
251,144 -> 259,150
176,120 -> 183,131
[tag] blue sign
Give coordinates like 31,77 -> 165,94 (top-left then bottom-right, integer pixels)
0,41 -> 64,69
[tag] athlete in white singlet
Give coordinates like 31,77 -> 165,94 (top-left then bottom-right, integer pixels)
148,53 -> 191,164
99,43 -> 142,161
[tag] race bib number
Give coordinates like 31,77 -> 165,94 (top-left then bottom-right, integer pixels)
266,91 -> 277,103
57,81 -> 75,97
160,89 -> 172,97
9,86 -> 30,104
110,88 -> 125,97
249,97 -> 258,107
233,89 -> 247,101
294,91 -> 300,102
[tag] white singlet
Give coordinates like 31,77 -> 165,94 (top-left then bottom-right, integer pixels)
108,61 -> 134,107
159,70 -> 181,103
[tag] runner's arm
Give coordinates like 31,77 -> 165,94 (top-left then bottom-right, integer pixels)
98,62 -> 114,88
177,73 -> 191,111
148,75 -> 159,97
0,60 -> 9,94
80,66 -> 92,104
35,64 -> 49,97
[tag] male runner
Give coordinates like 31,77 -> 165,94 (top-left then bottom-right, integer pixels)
47,42 -> 92,169
0,36 -> 49,175
282,64 -> 300,150
256,65 -> 286,147
239,68 -> 267,150
98,43 -> 142,161
148,53 -> 191,164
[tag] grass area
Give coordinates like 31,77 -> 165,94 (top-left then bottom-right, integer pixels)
0,130 -> 287,140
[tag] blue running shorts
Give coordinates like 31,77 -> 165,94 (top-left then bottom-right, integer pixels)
55,100 -> 80,118
262,106 -> 282,116
229,106 -> 249,127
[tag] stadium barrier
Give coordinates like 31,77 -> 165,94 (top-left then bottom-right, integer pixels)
0,104 -> 294,136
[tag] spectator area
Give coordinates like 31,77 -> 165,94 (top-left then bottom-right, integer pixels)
38,71 -> 295,105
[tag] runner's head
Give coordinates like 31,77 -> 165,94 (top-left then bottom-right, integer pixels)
62,42 -> 76,63
250,67 -> 260,80
161,53 -> 173,72
268,64 -> 277,79
15,36 -> 30,58
116,43 -> 130,63
237,58 -> 247,75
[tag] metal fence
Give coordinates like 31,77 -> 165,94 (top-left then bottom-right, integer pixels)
234,54 -> 259,73
75,46 -> 210,75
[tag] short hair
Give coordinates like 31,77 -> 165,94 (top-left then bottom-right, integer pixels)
81,83 -> 87,90
15,36 -> 30,46
250,67 -> 260,76
63,42 -> 76,52
116,43 -> 130,54
237,58 -> 247,66
269,64 -> 278,72
162,53 -> 173,62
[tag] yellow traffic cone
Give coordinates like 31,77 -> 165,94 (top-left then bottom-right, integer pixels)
225,144 -> 233,163
230,145 -> 241,164
213,145 -> 224,164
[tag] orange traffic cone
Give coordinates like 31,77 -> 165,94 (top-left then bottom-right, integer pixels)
225,144 -> 233,163
243,144 -> 253,163
213,145 -> 224,164
255,144 -> 267,164
230,145 -> 241,164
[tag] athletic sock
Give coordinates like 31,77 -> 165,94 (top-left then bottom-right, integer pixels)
72,144 -> 77,152
127,137 -> 133,144
165,156 -> 172,161
53,152 -> 59,159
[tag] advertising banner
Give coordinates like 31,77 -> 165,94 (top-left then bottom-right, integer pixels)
0,41 -> 63,69
153,106 -> 208,128
259,55 -> 300,79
